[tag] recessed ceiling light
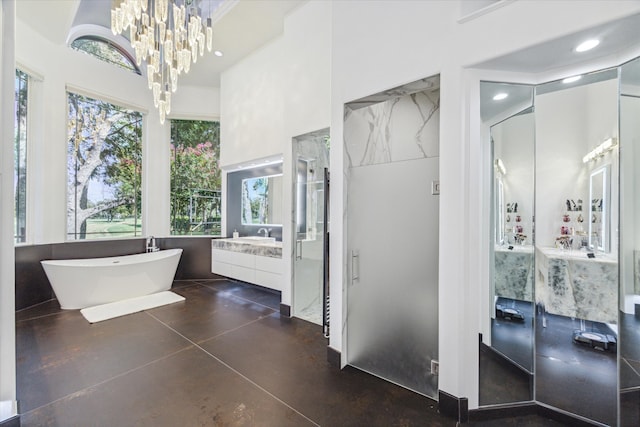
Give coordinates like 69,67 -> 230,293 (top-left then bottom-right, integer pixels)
563,75 -> 582,84
214,50 -> 223,57
575,39 -> 600,53
493,93 -> 508,101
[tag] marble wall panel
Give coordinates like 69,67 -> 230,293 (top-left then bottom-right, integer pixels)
344,89 -> 439,168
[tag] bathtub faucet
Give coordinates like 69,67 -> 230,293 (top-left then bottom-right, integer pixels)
146,236 -> 159,253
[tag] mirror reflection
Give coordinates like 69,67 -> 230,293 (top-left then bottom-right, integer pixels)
481,68 -> 622,424
619,56 -> 640,426
534,69 -> 619,426
481,82 -> 535,406
241,174 -> 283,225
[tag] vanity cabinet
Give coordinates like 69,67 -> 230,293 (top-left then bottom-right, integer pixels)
535,247 -> 617,323
211,240 -> 283,291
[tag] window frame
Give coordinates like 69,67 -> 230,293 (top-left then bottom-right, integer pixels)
70,35 -> 141,75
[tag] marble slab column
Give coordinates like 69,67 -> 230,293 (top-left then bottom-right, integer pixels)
494,247 -> 533,301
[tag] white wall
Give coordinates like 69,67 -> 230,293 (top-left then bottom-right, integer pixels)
15,18 -> 221,244
220,0 -> 331,307
491,113 -> 535,245
220,0 -> 330,167
536,79 -> 619,251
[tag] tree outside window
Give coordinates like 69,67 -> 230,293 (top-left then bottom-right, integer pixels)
170,120 -> 221,235
67,92 -> 142,240
14,70 -> 28,243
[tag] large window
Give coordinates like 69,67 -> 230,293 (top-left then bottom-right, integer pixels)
67,92 -> 142,240
170,120 -> 221,235
14,70 -> 28,243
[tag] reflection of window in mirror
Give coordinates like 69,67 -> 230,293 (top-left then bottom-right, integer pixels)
241,174 -> 283,225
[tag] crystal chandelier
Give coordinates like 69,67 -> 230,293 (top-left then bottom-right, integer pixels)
111,0 -> 214,124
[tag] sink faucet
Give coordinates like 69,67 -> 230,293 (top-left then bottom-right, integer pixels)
146,236 -> 159,252
257,228 -> 269,237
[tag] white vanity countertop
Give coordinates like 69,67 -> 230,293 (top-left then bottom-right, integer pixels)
495,244 -> 534,254
537,246 -> 617,263
212,237 -> 282,258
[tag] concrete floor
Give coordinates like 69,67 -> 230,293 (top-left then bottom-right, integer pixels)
17,279 -> 567,426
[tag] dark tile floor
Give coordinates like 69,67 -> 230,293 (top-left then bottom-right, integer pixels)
619,312 -> 640,426
17,279 -> 569,426
535,312 -> 617,426
491,298 -> 534,372
479,298 -> 533,406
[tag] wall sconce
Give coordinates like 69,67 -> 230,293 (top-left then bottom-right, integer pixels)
582,138 -> 618,163
494,158 -> 507,175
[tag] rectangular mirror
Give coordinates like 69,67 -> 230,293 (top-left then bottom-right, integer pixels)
481,81 -> 535,407
588,165 -> 610,252
619,55 -> 640,426
241,174 -> 283,225
534,68 -> 618,426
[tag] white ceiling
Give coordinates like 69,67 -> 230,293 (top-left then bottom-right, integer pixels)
16,0 -> 306,88
477,12 -> 640,123
473,13 -> 640,75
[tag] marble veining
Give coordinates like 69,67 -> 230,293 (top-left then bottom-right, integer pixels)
344,88 -> 439,167
298,293 -> 322,325
536,247 -> 618,323
346,75 -> 439,110
494,246 -> 533,301
212,239 -> 282,258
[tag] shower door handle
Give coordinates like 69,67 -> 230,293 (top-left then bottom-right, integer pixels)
296,240 -> 303,260
351,250 -> 359,283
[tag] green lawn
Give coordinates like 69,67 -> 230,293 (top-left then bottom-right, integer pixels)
85,217 -> 141,238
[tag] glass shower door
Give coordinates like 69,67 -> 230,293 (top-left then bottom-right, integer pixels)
293,132 -> 330,327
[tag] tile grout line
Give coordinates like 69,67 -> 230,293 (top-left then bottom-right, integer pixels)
20,345 -> 194,417
15,298 -> 57,313
199,281 -> 281,312
146,311 -> 321,427
16,310 -> 63,323
622,357 -> 640,378
170,282 -> 280,335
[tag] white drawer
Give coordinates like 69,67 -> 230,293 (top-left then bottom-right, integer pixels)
255,255 -> 282,274
212,249 -> 255,268
255,270 -> 282,291
231,264 -> 256,284
212,260 -> 234,277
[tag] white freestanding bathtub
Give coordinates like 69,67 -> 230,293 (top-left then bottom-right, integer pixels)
41,248 -> 183,309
